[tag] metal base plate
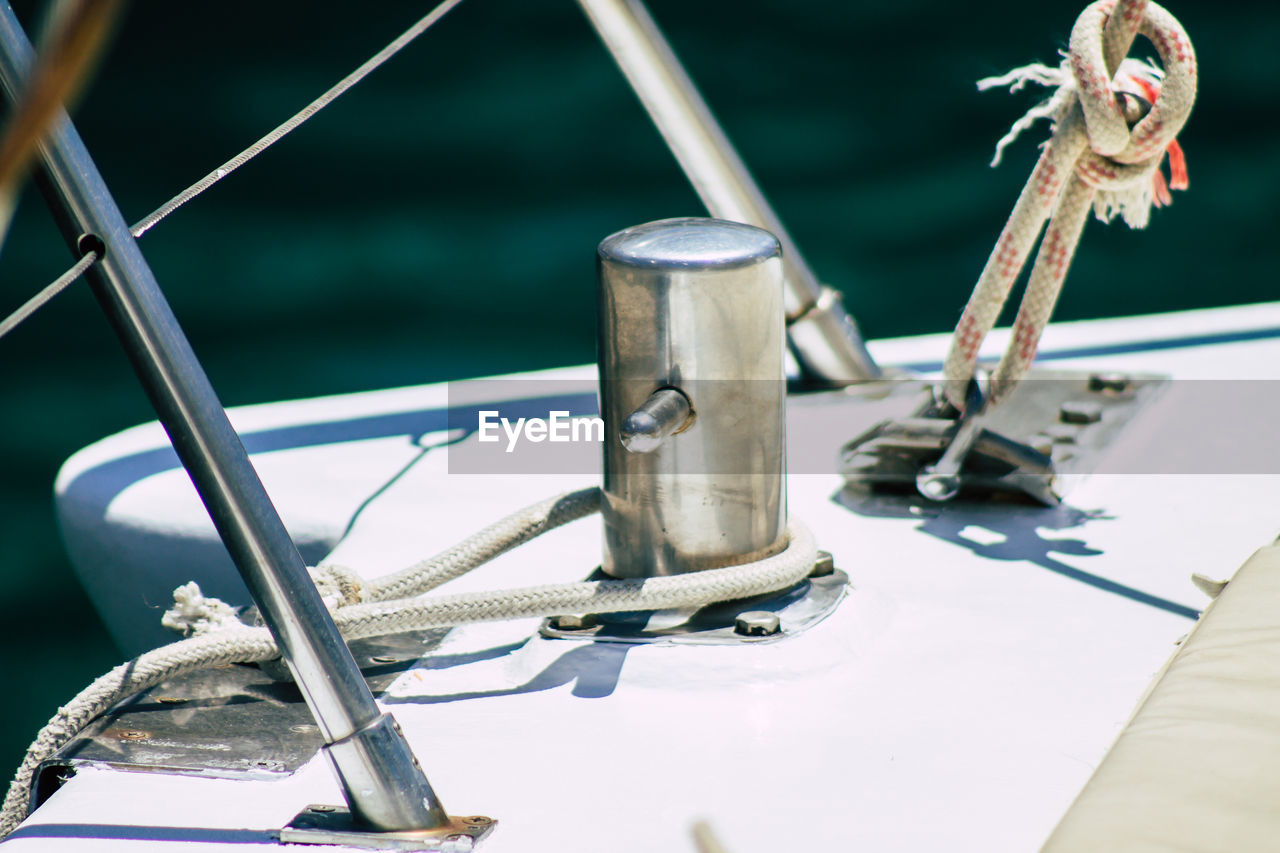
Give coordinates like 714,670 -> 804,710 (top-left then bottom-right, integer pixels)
838,370 -> 1165,504
33,630 -> 447,808
277,807 -> 495,852
539,568 -> 849,644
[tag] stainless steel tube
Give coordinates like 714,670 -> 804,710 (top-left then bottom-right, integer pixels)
577,0 -> 881,382
0,2 -> 444,831
598,218 -> 787,578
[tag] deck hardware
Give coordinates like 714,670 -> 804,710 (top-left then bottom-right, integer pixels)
1060,400 -> 1104,424
810,551 -> 836,578
0,6 -> 455,831
38,630 -> 446,792
577,0 -> 879,384
541,569 -> 847,646
1088,373 -> 1131,393
548,614 -> 598,631
839,372 -> 1164,505
734,611 -> 782,637
1042,424 -> 1079,443
279,806 -> 495,852
916,380 -> 990,502
598,218 -> 788,578
620,387 -> 694,453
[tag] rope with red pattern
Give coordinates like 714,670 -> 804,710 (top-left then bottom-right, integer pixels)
942,0 -> 1196,410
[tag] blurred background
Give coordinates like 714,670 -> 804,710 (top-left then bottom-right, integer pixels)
0,0 -> 1274,775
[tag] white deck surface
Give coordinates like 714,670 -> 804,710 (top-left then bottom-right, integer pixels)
13,302 -> 1280,851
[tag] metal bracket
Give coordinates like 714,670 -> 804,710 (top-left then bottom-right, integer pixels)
277,807 -> 495,852
540,558 -> 848,645
840,371 -> 1164,505
31,630 -> 449,816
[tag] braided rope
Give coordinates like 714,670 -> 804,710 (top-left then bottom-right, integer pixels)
0,627 -> 277,838
1,486 -> 816,838
349,487 -> 603,603
943,0 -> 1196,409
334,521 -> 816,638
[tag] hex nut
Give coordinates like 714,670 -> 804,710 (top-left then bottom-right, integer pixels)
1059,401 -> 1103,425
734,611 -> 781,637
1088,373 -> 1130,393
810,550 -> 836,577
549,614 -> 597,631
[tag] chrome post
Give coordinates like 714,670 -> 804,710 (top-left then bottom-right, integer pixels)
577,0 -> 881,383
0,3 -> 446,832
598,218 -> 787,578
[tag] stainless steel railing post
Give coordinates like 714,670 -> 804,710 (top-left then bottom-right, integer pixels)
577,0 -> 881,383
0,2 -> 446,832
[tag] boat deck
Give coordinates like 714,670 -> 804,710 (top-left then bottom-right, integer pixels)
14,302 -> 1280,851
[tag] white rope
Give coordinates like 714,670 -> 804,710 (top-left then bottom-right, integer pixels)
0,627 -> 277,839
943,0 -> 1196,410
329,486 -> 604,604
334,520 -> 816,638
0,486 -> 817,838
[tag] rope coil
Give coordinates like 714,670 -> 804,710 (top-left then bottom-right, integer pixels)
1,488 -> 818,838
943,0 -> 1196,410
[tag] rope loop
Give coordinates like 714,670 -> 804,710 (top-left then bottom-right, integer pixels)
1069,0 -> 1196,165
942,0 -> 1197,410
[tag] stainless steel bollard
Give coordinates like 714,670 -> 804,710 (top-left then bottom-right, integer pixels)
597,218 -> 787,578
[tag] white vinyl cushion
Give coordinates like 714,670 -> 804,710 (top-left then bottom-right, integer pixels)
1042,545 -> 1280,851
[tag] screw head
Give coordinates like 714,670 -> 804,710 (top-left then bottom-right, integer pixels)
549,614 -> 597,631
1059,401 -> 1103,425
112,729 -> 149,741
1030,434 -> 1054,456
809,550 -> 835,578
1088,373 -> 1130,393
916,469 -> 959,502
734,611 -> 781,637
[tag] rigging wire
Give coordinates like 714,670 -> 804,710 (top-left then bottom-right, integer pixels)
0,248 -> 96,340
0,0 -> 465,344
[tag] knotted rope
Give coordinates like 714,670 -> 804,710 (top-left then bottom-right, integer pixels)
943,0 -> 1196,410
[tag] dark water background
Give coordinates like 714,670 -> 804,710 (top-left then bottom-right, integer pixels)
0,0 -> 1275,779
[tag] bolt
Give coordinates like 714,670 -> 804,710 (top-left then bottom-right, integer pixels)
113,729 -> 149,741
809,550 -> 835,578
289,724 -> 319,734
734,611 -> 781,637
916,469 -> 960,502
155,696 -> 186,705
443,835 -> 475,853
549,614 -> 597,631
370,655 -> 400,664
1088,373 -> 1130,393
1042,423 -> 1078,443
464,816 -> 492,826
1059,401 -> 1102,425
310,805 -> 336,814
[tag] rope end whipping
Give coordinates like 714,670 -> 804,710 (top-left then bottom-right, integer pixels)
161,581 -> 241,636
